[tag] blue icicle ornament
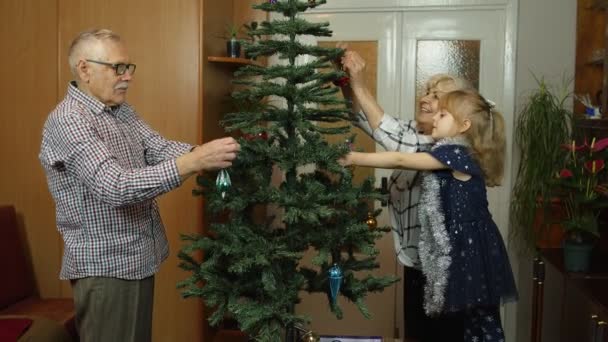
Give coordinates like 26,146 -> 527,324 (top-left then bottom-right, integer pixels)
328,264 -> 343,304
216,169 -> 231,199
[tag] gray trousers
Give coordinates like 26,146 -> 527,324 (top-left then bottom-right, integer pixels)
72,276 -> 154,342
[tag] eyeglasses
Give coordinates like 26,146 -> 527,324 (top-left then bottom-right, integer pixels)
86,59 -> 137,76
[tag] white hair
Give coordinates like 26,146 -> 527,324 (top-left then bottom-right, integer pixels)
68,29 -> 121,76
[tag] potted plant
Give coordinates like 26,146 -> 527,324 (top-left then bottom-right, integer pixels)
551,137 -> 608,272
510,75 -> 572,252
226,24 -> 242,58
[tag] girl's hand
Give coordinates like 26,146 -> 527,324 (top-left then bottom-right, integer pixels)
341,50 -> 366,89
339,152 -> 355,167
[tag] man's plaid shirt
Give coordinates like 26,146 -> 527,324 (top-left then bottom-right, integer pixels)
39,82 -> 192,280
356,112 -> 433,269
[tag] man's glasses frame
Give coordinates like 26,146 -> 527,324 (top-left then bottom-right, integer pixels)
86,59 -> 136,76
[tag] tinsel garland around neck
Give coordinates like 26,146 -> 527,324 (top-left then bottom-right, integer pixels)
418,136 -> 469,315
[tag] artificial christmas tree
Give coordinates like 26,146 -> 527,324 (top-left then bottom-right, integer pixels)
178,1 -> 397,341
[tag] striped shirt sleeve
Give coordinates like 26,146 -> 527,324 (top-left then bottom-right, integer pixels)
354,110 -> 434,153
126,107 -> 193,165
44,111 -> 182,207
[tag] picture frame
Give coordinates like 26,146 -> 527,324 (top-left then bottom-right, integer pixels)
319,336 -> 383,342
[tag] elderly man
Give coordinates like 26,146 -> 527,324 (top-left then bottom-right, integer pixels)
39,28 -> 239,341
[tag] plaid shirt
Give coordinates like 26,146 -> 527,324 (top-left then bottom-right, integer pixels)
355,112 -> 433,269
39,81 -> 192,280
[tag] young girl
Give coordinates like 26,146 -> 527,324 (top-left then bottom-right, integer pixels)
341,89 -> 518,341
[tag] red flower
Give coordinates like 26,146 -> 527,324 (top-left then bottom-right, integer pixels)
559,169 -> 573,178
584,159 -> 605,174
560,140 -> 588,152
592,137 -> 608,152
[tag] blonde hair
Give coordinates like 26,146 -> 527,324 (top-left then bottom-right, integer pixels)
68,29 -> 122,76
425,74 -> 473,94
439,90 -> 506,187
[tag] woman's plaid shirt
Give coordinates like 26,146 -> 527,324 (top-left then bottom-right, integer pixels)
39,82 -> 192,280
356,112 -> 433,269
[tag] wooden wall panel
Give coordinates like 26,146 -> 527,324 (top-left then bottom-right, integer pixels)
0,0 -> 62,299
0,0 -> 264,340
234,0 -> 268,35
201,1 -> 238,340
57,0 -> 203,340
574,0 -> 605,115
202,1 -> 235,144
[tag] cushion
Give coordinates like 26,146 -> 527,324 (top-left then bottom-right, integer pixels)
0,318 -> 32,341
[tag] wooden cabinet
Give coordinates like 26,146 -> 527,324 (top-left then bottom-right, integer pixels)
533,249 -> 608,342
561,278 -> 608,341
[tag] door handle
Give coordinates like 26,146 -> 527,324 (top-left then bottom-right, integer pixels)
590,315 -> 599,342
596,321 -> 606,342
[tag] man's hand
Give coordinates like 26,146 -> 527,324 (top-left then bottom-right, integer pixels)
176,137 -> 240,180
191,137 -> 240,171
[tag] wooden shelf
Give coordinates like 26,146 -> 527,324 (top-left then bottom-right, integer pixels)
587,57 -> 605,66
213,330 -> 247,342
207,56 -> 262,67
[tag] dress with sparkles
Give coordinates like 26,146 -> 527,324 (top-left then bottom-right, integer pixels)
418,138 -> 518,341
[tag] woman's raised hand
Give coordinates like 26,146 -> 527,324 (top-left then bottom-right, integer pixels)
340,50 -> 367,89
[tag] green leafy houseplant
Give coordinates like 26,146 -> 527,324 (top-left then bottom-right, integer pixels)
225,24 -> 243,58
226,23 -> 242,39
510,75 -> 572,252
552,138 -> 608,243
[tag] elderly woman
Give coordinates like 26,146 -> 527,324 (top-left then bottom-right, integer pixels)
339,48 -> 471,342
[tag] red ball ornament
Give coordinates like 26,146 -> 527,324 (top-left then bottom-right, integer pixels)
333,76 -> 350,87
257,131 -> 268,141
243,131 -> 269,141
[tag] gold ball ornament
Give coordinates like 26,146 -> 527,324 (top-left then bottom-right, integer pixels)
302,332 -> 320,342
365,212 -> 377,229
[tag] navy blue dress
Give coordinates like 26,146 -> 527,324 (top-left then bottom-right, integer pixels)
418,139 -> 518,341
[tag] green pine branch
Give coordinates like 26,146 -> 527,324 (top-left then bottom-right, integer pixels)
179,1 -> 396,339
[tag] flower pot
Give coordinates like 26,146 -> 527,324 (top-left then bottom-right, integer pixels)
563,241 -> 593,272
533,198 -> 565,248
227,38 -> 241,58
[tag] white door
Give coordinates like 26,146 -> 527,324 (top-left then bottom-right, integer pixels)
400,10 -> 509,240
289,8 -> 511,340
398,9 -> 514,340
